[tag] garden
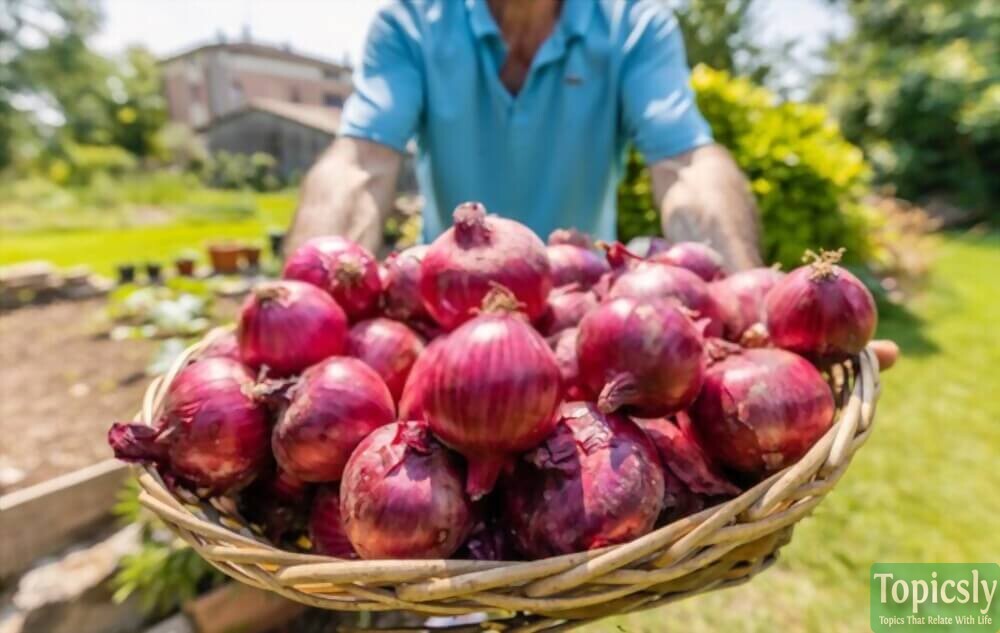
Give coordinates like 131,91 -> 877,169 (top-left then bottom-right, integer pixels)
1,1 -> 997,633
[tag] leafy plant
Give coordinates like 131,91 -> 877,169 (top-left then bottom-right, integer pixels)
618,66 -> 875,270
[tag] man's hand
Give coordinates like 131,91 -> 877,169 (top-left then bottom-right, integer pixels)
870,340 -> 899,371
650,144 -> 762,272
286,137 -> 402,256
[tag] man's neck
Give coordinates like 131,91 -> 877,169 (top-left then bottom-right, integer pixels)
487,0 -> 562,94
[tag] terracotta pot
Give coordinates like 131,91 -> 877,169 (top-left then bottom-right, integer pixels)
175,258 -> 196,277
207,243 -> 243,275
241,245 -> 262,268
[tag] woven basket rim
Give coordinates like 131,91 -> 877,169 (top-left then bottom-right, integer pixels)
131,326 -> 881,629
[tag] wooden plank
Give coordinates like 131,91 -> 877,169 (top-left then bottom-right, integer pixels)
0,459 -> 129,579
183,582 -> 304,633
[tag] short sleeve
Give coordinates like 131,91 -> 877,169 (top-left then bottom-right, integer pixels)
338,5 -> 424,153
620,5 -> 712,162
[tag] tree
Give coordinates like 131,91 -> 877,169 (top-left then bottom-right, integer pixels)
672,0 -> 779,85
815,0 -> 999,215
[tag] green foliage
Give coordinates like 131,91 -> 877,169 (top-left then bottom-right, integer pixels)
111,481 -> 223,615
816,0 -> 999,215
202,151 -> 284,192
617,66 -> 875,269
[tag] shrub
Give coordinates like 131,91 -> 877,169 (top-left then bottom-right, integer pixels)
618,66 -> 875,269
202,151 -> 283,192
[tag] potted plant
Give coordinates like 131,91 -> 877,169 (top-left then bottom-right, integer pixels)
207,242 -> 243,275
116,263 -> 136,285
268,229 -> 286,259
175,250 -> 199,277
145,261 -> 163,284
240,242 -> 262,270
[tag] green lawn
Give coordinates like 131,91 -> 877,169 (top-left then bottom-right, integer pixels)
0,191 -> 297,275
596,230 -> 1000,632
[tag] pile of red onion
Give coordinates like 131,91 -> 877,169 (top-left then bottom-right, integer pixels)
109,204 -> 877,560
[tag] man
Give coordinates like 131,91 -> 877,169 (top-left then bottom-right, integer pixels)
287,0 -> 897,368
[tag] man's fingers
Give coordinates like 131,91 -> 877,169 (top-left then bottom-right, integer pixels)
869,339 -> 899,371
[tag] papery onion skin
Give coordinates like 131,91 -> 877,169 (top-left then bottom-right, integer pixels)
397,336 -> 447,421
282,235 -> 382,321
340,421 -> 473,559
711,267 -> 786,343
547,228 -> 593,249
108,358 -> 269,494
424,296 -> 562,499
689,348 -> 835,477
237,280 -> 347,377
272,357 -> 395,483
503,403 -> 665,557
548,327 -> 587,401
546,244 -> 609,290
609,263 -> 724,337
381,245 -> 431,322
649,242 -> 726,282
577,297 -> 704,418
346,318 -> 425,403
309,486 -> 357,558
645,237 -> 671,257
535,288 -> 599,337
420,202 -> 552,330
765,250 -> 877,362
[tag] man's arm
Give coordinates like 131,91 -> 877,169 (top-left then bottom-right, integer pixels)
286,137 -> 402,256
650,143 -> 762,272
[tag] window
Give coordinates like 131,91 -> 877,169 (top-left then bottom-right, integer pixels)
323,92 -> 344,108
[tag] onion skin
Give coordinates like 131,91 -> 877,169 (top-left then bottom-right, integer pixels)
546,244 -> 609,290
397,336 -> 447,421
535,288 -> 599,337
107,358 -> 269,494
577,297 -> 705,418
424,305 -> 562,499
309,486 -> 357,558
346,318 -> 425,403
649,242 -> 726,282
548,327 -> 587,401
238,280 -> 347,377
198,331 -> 242,362
547,228 -> 592,249
609,263 -> 724,337
282,236 -> 382,321
420,202 -> 552,330
272,357 -> 395,483
711,267 -> 786,343
503,403 -> 665,557
340,421 -> 473,559
689,348 -> 836,477
381,245 -> 430,323
645,237 -> 671,257
765,252 -> 877,362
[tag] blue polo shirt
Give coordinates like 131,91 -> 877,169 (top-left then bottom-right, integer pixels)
339,0 -> 713,242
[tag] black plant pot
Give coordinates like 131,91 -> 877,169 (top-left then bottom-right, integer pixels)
145,262 -> 163,284
268,230 -> 286,259
117,264 -> 136,285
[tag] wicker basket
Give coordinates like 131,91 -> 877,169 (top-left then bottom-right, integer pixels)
132,328 -> 880,631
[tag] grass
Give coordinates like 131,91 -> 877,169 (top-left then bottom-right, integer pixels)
595,229 -> 1000,632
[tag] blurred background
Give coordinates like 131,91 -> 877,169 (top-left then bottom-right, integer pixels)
0,1 -> 996,632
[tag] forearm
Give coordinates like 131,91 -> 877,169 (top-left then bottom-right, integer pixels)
651,144 -> 762,271
286,138 -> 401,255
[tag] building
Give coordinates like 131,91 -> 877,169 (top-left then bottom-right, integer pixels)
161,40 -> 352,128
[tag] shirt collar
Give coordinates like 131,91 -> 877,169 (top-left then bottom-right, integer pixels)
466,0 -> 593,41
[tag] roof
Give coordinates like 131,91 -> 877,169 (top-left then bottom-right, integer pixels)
161,41 -> 349,73
203,98 -> 342,135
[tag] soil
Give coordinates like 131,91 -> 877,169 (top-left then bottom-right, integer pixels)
0,297 -> 237,493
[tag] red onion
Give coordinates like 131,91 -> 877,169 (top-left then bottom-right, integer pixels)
711,266 -> 786,344
577,297 -> 704,417
346,318 -> 425,403
535,287 -> 599,337
108,358 -> 269,493
689,348 -> 835,477
548,327 -> 587,401
240,467 -> 310,543
380,245 -> 430,322
502,403 -> 664,557
340,421 -> 473,559
459,500 -> 519,561
547,228 -> 592,248
649,241 -> 726,281
272,357 -> 395,482
282,235 -> 382,320
238,280 -> 347,377
765,249 -> 877,362
546,244 -> 609,290
645,237 -> 671,256
198,331 -> 241,362
609,262 -> 724,337
397,336 -> 447,421
424,287 -> 562,499
309,486 -> 357,558
420,202 -> 552,330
